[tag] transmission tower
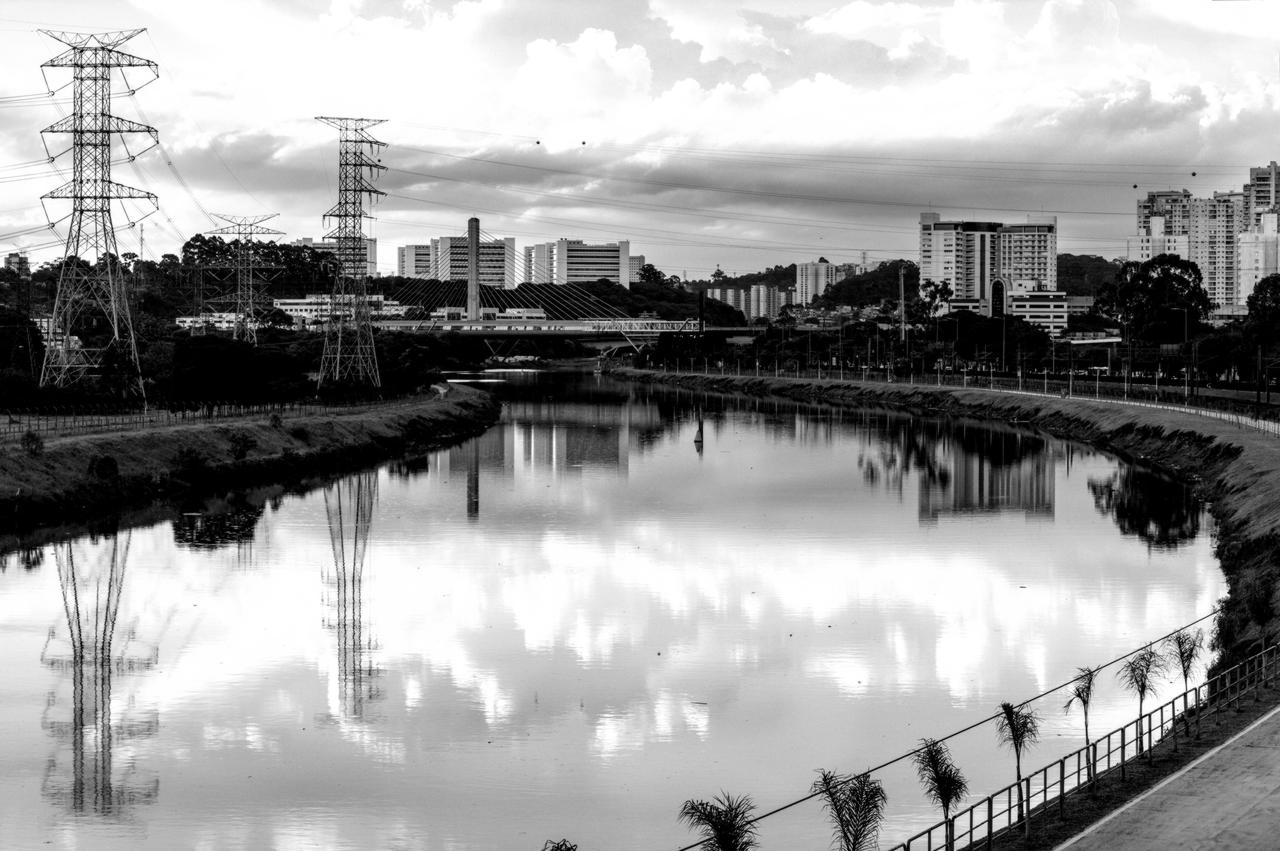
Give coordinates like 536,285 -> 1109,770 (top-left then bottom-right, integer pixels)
204,213 -> 283,345
323,472 -> 381,717
316,117 -> 385,388
38,30 -> 159,396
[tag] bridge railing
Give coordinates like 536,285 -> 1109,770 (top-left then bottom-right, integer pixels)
887,644 -> 1280,851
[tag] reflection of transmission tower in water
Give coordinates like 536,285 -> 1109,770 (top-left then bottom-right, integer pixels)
203,213 -> 283,345
38,30 -> 159,396
323,473 -> 382,717
40,535 -> 159,816
315,117 -> 386,388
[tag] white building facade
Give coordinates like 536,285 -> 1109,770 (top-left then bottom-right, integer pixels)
431,236 -> 517,288
795,259 -> 839,305
396,244 -> 433,277
291,237 -> 378,277
523,239 -> 632,288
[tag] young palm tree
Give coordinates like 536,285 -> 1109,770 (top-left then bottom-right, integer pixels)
996,701 -> 1041,833
912,738 -> 969,851
1064,666 -> 1098,783
678,792 -> 758,851
1117,645 -> 1167,760
1166,628 -> 1204,738
541,842 -> 577,851
812,769 -> 888,851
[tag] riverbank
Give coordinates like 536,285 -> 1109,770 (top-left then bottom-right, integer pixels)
614,368 -> 1280,668
0,385 -> 499,552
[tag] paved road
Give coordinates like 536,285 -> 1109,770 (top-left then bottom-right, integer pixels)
1055,705 -> 1280,850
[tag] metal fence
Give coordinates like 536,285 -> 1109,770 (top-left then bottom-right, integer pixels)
888,644 -> 1280,851
657,361 -> 1280,438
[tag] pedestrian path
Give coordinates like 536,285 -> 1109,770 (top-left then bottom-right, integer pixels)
1055,704 -> 1280,850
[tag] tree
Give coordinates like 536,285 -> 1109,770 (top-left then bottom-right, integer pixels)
678,793 -> 758,851
1064,667 -> 1098,783
920,278 -> 954,317
811,769 -> 887,851
996,702 -> 1041,833
541,841 -> 577,851
1246,273 -> 1280,346
912,738 -> 968,851
1096,254 -> 1211,343
638,263 -> 668,287
1166,628 -> 1204,739
1117,645 -> 1168,759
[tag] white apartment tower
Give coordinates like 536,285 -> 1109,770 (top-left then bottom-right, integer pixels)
1131,189 -> 1245,308
396,244 -> 432,277
918,214 -> 1001,301
1238,212 -> 1280,308
997,216 -> 1057,288
1126,215 -> 1190,263
1244,161 -> 1280,228
431,235 -> 518,288
795,259 -> 839,304
523,239 -> 632,288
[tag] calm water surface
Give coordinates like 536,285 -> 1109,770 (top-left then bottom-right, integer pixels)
0,373 -> 1223,850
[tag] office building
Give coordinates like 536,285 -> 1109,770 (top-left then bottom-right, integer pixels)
795,259 -> 839,305
272,293 -> 407,327
4,252 -> 30,279
396,244 -> 432,277
432,235 -> 517,288
291,237 -> 378,277
523,239 -> 632,288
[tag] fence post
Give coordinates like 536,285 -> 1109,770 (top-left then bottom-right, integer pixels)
1120,726 -> 1127,781
1058,759 -> 1065,818
986,796 -> 993,850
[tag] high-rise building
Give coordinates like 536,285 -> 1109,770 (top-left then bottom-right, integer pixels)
1126,215 -> 1190,263
997,216 -> 1057,288
396,244 -> 432,277
1244,161 -> 1280,228
1190,191 -> 1245,309
1131,189 -> 1246,308
432,235 -> 517,288
1238,212 -> 1279,309
4,252 -> 30,279
523,239 -> 632,288
629,254 -> 646,281
795,259 -> 839,304
291,237 -> 378,277
918,214 -> 1002,301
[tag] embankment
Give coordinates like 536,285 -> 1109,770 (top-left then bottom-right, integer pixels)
616,368 -> 1280,668
0,385 -> 499,550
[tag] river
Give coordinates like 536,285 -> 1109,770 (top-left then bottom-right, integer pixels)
0,372 -> 1224,850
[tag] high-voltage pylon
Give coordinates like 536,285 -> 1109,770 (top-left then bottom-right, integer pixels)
38,30 -> 159,397
323,472 -> 381,717
204,213 -> 283,345
316,117 -> 386,389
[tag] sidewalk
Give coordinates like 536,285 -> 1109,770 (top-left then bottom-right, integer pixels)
1055,704 -> 1280,850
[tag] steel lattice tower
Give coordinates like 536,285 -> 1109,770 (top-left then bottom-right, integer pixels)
323,472 -> 380,717
39,30 -> 159,396
205,213 -> 283,345
316,117 -> 386,388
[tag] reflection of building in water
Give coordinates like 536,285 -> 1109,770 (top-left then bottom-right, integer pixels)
919,429 -> 1055,522
323,473 -> 382,718
41,535 -> 160,817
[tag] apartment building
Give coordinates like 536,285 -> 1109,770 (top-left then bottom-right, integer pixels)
396,244 -> 432,277
431,235 -> 518,288
795,259 -> 839,304
523,239 -> 632,287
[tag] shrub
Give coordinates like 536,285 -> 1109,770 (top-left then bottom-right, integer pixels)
87,454 -> 120,480
174,447 -> 208,480
288,425 -> 310,443
228,431 -> 257,461
20,430 -> 43,457
269,413 -> 283,430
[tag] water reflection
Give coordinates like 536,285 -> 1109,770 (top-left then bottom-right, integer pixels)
40,534 -> 159,816
1088,467 -> 1201,549
172,496 -> 266,551
920,428 -> 1055,522
322,472 -> 381,718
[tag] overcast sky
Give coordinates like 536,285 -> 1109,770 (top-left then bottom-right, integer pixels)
2,0 -> 1280,278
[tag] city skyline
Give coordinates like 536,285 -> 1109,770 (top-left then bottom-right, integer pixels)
2,2 -> 1280,278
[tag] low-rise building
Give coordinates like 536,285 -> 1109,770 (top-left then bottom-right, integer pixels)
273,293 -> 407,327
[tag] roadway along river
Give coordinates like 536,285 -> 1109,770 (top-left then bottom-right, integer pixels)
0,371 -> 1224,850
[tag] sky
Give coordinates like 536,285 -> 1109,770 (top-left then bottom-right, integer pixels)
3,0 -> 1280,279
